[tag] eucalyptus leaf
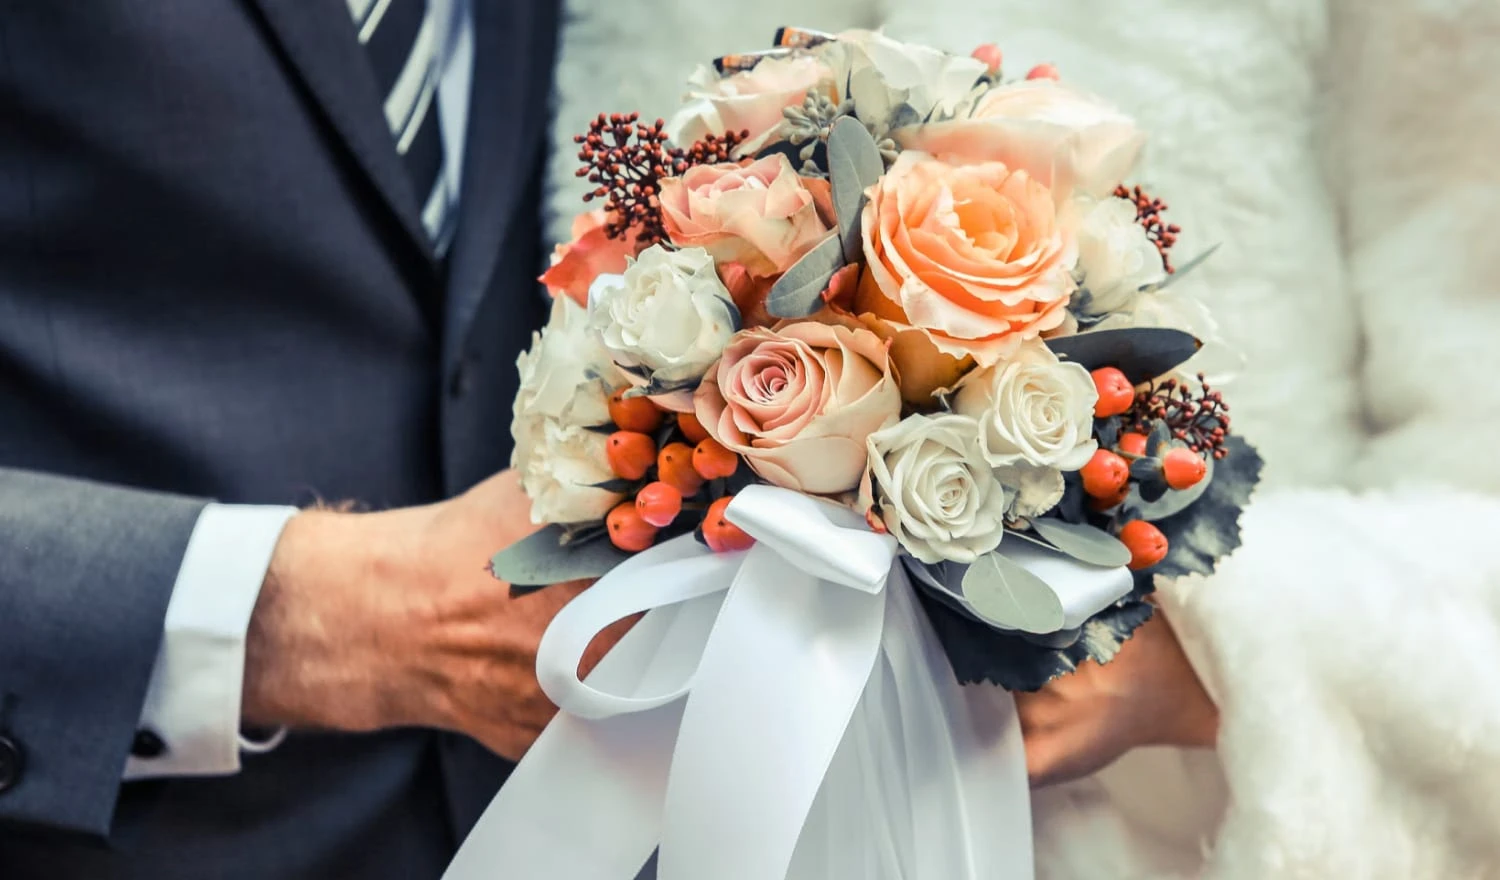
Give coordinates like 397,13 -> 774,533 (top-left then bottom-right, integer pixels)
1151,243 -> 1220,291
1047,327 -> 1202,385
766,232 -> 845,318
1029,518 -> 1132,568
827,117 -> 884,263
960,551 -> 1064,634
1127,453 -> 1215,521
491,526 -> 630,594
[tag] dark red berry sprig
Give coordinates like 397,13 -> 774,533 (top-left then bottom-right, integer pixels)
1123,373 -> 1232,460
1114,184 -> 1182,274
575,112 -> 748,247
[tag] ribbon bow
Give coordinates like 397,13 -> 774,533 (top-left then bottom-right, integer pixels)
445,485 -> 1037,880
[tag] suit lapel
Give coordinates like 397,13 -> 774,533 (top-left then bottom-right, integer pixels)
249,0 -> 435,259
441,0 -> 558,371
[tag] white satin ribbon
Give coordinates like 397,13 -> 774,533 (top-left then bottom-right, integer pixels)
444,485 -> 1046,880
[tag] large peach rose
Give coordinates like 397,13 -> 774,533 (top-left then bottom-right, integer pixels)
538,210 -> 640,307
694,321 -> 900,495
856,150 -> 1075,396
661,154 -> 835,280
665,56 -> 834,155
897,80 -> 1144,198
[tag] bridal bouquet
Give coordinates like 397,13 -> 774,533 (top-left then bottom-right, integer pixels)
449,27 -> 1261,880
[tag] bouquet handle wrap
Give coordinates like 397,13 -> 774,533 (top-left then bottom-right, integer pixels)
444,486 -> 1039,880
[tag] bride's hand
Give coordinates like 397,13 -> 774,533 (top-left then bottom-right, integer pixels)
1016,609 -> 1218,788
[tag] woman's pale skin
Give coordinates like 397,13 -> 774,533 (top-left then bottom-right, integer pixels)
245,469 -> 1218,785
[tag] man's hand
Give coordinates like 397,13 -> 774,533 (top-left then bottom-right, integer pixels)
242,471 -> 629,760
1017,610 -> 1218,788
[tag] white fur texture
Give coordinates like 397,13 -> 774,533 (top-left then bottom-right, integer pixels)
549,1 -> 1500,876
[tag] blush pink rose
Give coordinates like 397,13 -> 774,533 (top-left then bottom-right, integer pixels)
694,321 -> 901,495
855,150 -> 1075,387
665,56 -> 834,154
661,154 -> 835,280
538,210 -> 641,306
897,80 -> 1144,198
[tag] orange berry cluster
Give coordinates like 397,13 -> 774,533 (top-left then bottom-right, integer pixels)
1083,367 -> 1214,571
601,390 -> 754,554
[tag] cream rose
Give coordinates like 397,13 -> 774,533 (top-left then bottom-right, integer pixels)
587,246 -> 739,385
861,413 -> 1009,564
818,30 -> 989,134
856,150 -> 1076,378
952,340 -> 1098,470
897,80 -> 1145,198
993,463 -> 1066,520
1074,196 -> 1166,316
665,56 -> 833,154
512,297 -> 630,524
693,320 -> 900,494
660,154 -> 835,280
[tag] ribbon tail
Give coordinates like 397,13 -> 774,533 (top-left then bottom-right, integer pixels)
656,544 -> 888,880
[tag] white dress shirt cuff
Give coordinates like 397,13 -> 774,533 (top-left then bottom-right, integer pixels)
124,503 -> 298,780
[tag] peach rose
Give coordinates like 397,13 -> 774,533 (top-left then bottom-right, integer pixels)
665,56 -> 834,155
856,150 -> 1075,391
694,321 -> 900,495
897,80 -> 1144,198
539,210 -> 640,307
661,153 -> 835,280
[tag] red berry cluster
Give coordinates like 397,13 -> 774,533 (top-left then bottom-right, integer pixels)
1113,184 -> 1181,274
601,391 -> 753,554
576,113 -> 748,247
1123,374 -> 1231,460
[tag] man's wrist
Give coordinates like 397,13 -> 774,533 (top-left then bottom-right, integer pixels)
241,508 -> 427,732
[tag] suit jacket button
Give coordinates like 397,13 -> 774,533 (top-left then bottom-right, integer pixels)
131,729 -> 167,759
0,736 -> 25,792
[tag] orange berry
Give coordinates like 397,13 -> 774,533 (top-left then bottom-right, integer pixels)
657,442 -> 705,496
635,481 -> 682,528
1080,449 -> 1130,499
677,410 -> 711,445
607,501 -> 658,552
1118,520 -> 1169,571
703,496 -> 755,553
1091,367 -> 1135,418
606,431 -> 656,481
692,438 -> 739,480
1118,432 -> 1148,457
1026,62 -> 1060,81
1162,447 -> 1207,491
971,43 -> 1003,75
608,389 -> 664,434
1088,483 -> 1131,512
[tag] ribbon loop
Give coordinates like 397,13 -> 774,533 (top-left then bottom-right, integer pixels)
725,484 -> 899,593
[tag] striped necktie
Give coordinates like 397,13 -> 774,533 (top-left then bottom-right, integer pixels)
347,0 -> 457,253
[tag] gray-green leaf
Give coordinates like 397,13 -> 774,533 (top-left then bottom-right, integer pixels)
1047,327 -> 1203,385
766,232 -> 845,318
491,526 -> 630,595
1029,518 -> 1132,568
827,117 -> 884,264
961,551 -> 1064,634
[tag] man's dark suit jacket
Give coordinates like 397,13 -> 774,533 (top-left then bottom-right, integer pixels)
0,1 -> 557,876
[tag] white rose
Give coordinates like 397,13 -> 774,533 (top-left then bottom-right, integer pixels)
862,413 -> 1009,565
511,297 -> 630,524
588,245 -> 739,386
1074,196 -> 1166,316
994,464 -> 1066,520
818,31 -> 989,134
520,420 -> 624,525
665,56 -> 834,155
952,340 -> 1099,471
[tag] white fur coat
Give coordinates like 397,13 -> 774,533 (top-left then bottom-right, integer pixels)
549,1 -> 1500,876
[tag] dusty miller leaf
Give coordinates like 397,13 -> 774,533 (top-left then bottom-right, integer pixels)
1047,327 -> 1202,385
827,117 -> 884,263
492,526 -> 630,596
766,232 -> 845,318
1132,435 -> 1264,591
